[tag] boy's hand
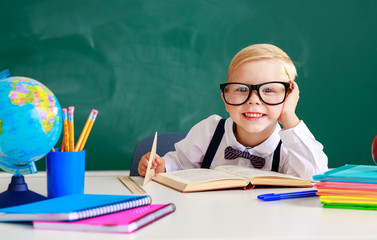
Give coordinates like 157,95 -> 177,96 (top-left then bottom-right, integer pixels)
278,80 -> 300,129
138,152 -> 166,177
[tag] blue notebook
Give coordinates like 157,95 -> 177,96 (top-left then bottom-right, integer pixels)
313,164 -> 377,183
0,194 -> 151,222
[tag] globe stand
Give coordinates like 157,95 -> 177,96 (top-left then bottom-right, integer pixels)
0,175 -> 47,208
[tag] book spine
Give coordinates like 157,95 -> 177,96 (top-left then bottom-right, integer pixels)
128,203 -> 176,233
74,196 -> 152,220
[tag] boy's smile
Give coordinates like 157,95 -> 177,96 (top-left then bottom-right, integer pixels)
243,112 -> 264,118
223,59 -> 288,147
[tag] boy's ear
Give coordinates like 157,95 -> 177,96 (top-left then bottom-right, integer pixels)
221,93 -> 225,104
221,93 -> 230,113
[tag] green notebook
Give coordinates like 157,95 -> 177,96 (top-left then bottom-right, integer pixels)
313,164 -> 377,183
323,202 -> 377,211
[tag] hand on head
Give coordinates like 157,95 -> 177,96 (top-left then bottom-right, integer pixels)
138,152 -> 166,177
278,80 -> 300,129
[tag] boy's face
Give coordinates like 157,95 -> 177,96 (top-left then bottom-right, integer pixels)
223,59 -> 287,144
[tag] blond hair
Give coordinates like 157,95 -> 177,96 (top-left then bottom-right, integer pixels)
227,43 -> 297,82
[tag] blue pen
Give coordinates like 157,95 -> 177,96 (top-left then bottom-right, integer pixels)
257,190 -> 318,201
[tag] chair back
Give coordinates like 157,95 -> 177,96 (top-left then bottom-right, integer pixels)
130,132 -> 188,176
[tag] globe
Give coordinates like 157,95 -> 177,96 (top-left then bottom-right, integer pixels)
0,76 -> 62,175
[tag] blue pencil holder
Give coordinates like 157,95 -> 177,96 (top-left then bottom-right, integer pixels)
46,149 -> 86,198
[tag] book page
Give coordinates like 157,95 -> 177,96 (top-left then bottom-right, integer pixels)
158,169 -> 245,185
214,165 -> 302,180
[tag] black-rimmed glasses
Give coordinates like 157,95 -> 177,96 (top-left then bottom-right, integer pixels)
220,81 -> 290,106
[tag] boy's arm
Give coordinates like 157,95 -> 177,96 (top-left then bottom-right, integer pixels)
279,121 -> 329,180
277,81 -> 328,180
278,81 -> 300,129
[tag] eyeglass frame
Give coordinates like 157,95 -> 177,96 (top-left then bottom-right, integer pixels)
219,81 -> 291,106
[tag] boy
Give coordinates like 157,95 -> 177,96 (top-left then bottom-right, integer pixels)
138,43 -> 328,180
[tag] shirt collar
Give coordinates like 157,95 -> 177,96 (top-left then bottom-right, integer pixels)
224,118 -> 281,158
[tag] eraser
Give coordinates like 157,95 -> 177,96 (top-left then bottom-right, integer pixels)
68,109 -> 74,116
62,108 -> 68,120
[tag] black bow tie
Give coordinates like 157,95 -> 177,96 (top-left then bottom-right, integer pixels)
224,146 -> 265,169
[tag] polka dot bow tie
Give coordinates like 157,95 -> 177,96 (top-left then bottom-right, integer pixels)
224,146 -> 265,169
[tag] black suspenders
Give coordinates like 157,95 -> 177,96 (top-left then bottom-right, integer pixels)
271,140 -> 282,172
201,118 -> 282,172
201,119 -> 226,169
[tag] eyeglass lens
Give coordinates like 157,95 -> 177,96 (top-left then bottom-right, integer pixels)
223,83 -> 287,105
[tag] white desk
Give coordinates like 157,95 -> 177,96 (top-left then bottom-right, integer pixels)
0,171 -> 376,240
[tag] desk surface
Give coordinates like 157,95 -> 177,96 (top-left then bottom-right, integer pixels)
0,172 -> 376,240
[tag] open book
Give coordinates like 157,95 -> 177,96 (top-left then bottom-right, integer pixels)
153,165 -> 312,193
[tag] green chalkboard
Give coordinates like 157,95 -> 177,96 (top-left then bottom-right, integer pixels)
1,0 -> 377,171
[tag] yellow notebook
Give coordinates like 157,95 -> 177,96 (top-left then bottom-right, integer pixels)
320,195 -> 377,205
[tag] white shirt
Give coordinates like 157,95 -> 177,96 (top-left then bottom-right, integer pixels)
163,115 -> 328,180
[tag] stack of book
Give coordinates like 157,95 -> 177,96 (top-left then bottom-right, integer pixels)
0,194 -> 175,233
313,164 -> 377,210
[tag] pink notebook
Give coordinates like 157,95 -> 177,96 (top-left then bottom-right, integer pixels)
315,181 -> 377,198
315,181 -> 377,191
33,203 -> 175,234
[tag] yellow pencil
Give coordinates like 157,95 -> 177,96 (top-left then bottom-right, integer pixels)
68,106 -> 75,151
62,108 -> 70,152
60,112 -> 66,152
75,109 -> 98,151
79,120 -> 94,151
61,136 -> 65,152
78,109 -> 98,151
74,111 -> 92,151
